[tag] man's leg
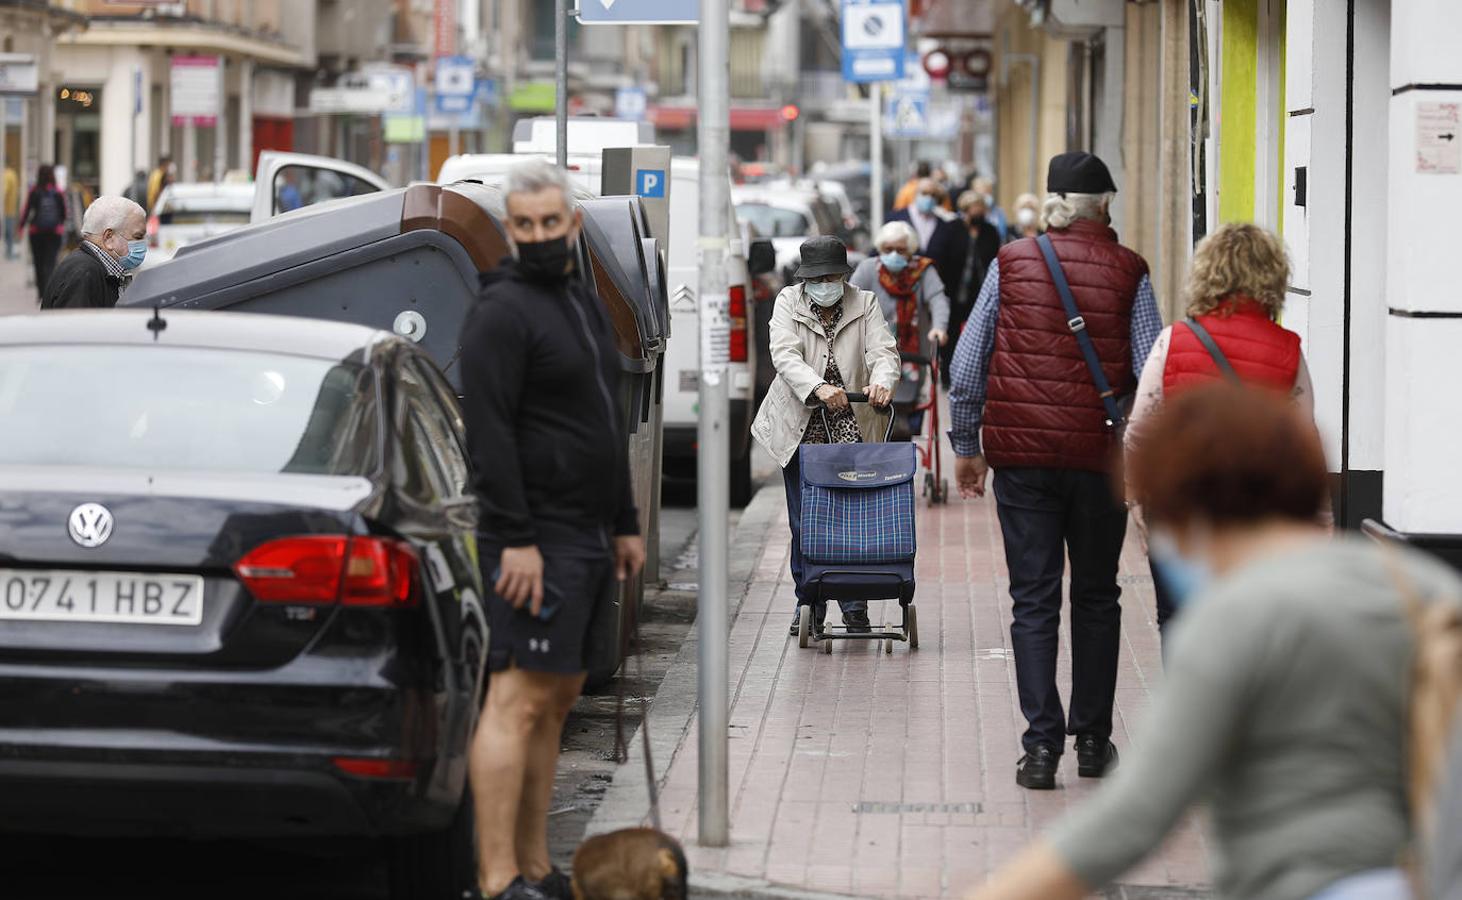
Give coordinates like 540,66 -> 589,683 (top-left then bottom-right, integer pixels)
992,467 -> 1069,753
513,670 -> 585,881
1063,470 -> 1128,743
471,666 -> 582,895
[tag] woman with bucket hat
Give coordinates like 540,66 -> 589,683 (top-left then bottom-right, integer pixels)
751,235 -> 901,637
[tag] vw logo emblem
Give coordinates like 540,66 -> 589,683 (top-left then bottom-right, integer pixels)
68,503 -> 114,548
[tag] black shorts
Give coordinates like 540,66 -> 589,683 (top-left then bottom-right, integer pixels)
482,546 -> 616,675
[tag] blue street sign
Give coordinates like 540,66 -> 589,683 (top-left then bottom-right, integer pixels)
635,169 -> 666,198
841,0 -> 906,84
479,78 -> 498,108
885,90 -> 930,139
577,0 -> 697,24
615,86 -> 648,120
435,55 -> 475,98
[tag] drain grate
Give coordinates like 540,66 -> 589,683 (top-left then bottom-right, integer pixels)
852,801 -> 982,814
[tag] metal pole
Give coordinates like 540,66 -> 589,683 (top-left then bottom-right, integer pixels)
696,0 -> 731,849
555,0 -> 569,168
870,81 -> 884,232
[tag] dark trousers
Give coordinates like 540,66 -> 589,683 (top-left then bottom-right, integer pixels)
1151,554 -> 1176,638
994,467 -> 1127,753
29,232 -> 61,300
783,447 -> 866,617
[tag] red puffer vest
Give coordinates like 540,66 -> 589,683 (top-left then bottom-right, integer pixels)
984,219 -> 1148,472
1163,298 -> 1301,394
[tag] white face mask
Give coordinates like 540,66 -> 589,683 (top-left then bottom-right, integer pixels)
1016,207 -> 1038,228
804,280 -> 844,307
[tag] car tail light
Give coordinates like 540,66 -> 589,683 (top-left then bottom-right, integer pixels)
332,757 -> 418,780
729,284 -> 748,363
146,215 -> 160,248
234,536 -> 420,607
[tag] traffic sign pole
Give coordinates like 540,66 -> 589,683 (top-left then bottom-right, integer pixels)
696,0 -> 731,850
871,80 -> 883,232
555,0 -> 568,168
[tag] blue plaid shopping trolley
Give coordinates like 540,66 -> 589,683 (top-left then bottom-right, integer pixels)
797,430 -> 919,654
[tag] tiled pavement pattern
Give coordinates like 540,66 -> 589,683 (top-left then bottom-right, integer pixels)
593,431 -> 1210,899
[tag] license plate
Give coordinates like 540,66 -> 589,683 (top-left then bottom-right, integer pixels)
0,569 -> 204,626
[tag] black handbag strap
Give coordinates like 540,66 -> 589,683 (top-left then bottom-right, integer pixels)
1035,234 -> 1126,428
1182,317 -> 1241,383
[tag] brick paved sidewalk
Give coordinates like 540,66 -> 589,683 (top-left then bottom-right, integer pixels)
592,424 -> 1209,898
0,247 -> 42,315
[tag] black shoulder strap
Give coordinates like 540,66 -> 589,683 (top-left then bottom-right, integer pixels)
1035,234 -> 1126,428
1183,317 -> 1241,383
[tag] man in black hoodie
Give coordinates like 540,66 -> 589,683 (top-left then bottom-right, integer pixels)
460,159 -> 644,900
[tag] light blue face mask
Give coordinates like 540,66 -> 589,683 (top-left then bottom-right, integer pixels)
1148,531 -> 1213,608
804,279 -> 844,307
119,238 -> 147,271
914,194 -> 937,214
880,252 -> 909,273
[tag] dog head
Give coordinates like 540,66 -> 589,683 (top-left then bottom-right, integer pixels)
571,828 -> 688,900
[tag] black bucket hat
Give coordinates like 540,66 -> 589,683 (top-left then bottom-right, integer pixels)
793,235 -> 852,280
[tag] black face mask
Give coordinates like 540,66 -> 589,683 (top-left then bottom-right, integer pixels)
515,235 -> 574,282
968,214 -> 988,228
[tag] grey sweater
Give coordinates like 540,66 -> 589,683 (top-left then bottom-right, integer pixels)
1050,535 -> 1460,900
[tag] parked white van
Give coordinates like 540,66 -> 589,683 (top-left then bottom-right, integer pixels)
437,153 -> 771,504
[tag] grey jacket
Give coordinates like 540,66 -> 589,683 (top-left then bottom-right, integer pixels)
848,256 -> 950,362
750,281 -> 900,469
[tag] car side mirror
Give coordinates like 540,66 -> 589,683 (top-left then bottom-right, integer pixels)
748,239 -> 777,277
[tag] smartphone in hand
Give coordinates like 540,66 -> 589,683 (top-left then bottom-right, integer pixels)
491,566 -> 562,622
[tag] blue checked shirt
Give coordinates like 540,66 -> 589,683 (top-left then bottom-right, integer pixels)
948,260 -> 1163,458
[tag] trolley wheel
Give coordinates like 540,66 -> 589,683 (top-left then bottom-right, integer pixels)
907,605 -> 919,649
884,638 -> 893,654
939,478 -> 950,504
821,638 -> 833,655
797,611 -> 810,649
922,472 -> 933,498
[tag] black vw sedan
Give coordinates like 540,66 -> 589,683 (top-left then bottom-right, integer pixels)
0,310 -> 485,898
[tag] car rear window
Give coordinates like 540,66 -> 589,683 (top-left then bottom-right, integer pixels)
735,203 -> 812,238
0,346 -> 377,476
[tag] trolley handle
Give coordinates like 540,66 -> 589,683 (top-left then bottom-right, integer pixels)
843,391 -> 869,403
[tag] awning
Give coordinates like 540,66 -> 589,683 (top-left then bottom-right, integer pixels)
648,105 -> 788,131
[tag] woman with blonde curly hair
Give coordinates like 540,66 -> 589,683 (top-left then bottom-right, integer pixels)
1125,222 -> 1316,633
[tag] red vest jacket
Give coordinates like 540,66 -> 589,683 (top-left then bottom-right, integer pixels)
1163,299 -> 1301,395
984,220 -> 1148,472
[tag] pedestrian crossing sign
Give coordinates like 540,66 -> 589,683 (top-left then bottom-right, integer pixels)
886,91 -> 930,139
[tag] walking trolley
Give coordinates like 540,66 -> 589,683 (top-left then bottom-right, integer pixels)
796,396 -> 919,654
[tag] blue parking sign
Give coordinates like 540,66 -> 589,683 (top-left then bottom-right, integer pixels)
636,169 -> 666,198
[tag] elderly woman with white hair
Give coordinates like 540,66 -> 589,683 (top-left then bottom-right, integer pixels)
39,194 -> 147,310
849,220 -> 950,362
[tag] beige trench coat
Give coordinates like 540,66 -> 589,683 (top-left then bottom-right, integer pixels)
751,281 -> 901,469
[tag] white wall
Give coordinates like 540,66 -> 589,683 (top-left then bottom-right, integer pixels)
1382,0 -> 1462,532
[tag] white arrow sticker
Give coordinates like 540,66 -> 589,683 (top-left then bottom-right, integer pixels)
600,0 -> 617,8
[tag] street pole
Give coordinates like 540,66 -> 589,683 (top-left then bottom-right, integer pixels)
696,0 -> 731,849
870,81 -> 884,232
555,0 -> 569,168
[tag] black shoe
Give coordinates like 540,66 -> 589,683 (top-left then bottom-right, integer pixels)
842,610 -> 872,634
463,877 -> 552,900
534,867 -> 573,900
789,606 -> 825,637
1075,734 -> 1118,778
1015,745 -> 1059,790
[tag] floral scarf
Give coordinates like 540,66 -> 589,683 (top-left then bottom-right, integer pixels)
878,256 -> 934,355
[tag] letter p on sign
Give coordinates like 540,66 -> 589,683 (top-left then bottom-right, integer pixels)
636,169 -> 666,198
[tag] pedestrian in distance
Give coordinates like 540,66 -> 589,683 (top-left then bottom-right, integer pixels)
1125,221 -> 1318,636
146,153 -> 174,212
887,177 -> 970,386
968,175 -> 1010,243
15,165 -> 68,301
969,383 -> 1462,900
1010,192 -> 1043,240
2,165 -> 18,261
956,190 -> 1003,320
39,195 -> 147,310
121,169 -> 150,209
751,234 -> 899,638
949,151 -> 1163,791
849,220 -> 949,434
892,160 -> 932,212
61,174 -> 94,253
458,159 -> 645,900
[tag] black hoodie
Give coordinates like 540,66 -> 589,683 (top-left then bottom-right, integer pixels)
459,258 -> 639,549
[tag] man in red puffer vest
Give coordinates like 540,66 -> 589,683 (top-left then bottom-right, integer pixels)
949,152 -> 1164,791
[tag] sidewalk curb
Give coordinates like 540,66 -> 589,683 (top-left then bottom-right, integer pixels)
688,872 -> 861,900
584,482 -> 784,838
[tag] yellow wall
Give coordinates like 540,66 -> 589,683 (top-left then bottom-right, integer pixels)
1218,0 -> 1258,224
993,4 -> 1068,212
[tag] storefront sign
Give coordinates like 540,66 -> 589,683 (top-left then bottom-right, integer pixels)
0,54 -> 39,96
170,55 -> 220,126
